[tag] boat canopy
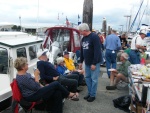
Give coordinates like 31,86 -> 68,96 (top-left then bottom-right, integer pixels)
43,26 -> 81,53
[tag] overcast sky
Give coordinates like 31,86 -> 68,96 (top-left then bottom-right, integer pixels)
0,0 -> 149,32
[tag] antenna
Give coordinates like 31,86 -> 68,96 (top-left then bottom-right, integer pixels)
36,0 -> 39,39
19,16 -> 22,32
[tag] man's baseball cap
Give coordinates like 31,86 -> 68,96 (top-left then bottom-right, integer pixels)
63,51 -> 69,55
37,51 -> 47,58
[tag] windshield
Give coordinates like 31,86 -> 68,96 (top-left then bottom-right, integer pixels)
0,48 -> 8,74
52,29 -> 70,42
51,29 -> 70,51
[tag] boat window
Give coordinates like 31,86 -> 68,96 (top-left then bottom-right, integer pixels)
52,29 -> 70,42
17,48 -> 27,58
0,48 -> 8,74
73,31 -> 80,47
29,45 -> 37,60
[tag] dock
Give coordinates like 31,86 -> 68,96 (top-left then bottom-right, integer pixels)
2,66 -> 128,113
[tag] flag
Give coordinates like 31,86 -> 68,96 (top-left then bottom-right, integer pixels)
78,14 -> 80,19
66,16 -> 70,26
78,22 -> 81,25
58,13 -> 59,20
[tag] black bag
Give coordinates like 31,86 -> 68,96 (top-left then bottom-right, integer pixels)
113,95 -> 131,112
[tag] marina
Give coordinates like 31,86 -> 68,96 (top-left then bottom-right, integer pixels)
0,0 -> 150,113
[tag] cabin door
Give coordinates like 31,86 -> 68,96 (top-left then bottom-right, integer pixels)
0,47 -> 10,96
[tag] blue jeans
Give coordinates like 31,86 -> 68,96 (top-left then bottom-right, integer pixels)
105,49 -> 117,77
129,50 -> 140,64
85,63 -> 100,97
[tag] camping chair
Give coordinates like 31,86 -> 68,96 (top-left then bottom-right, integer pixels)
10,79 -> 44,113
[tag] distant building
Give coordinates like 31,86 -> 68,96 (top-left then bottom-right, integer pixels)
0,25 -> 14,31
108,26 -> 111,35
0,24 -> 48,35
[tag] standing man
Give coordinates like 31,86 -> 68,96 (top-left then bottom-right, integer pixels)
78,23 -> 102,102
104,30 -> 121,78
129,30 -> 147,64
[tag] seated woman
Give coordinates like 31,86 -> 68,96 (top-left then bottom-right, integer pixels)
106,53 -> 131,90
14,57 -> 78,113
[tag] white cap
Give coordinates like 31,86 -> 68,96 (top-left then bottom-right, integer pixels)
37,51 -> 47,58
139,29 -> 147,35
43,49 -> 50,58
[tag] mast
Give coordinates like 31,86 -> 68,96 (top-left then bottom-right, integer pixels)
138,0 -> 149,28
83,0 -> 93,31
145,0 -> 150,24
129,0 -> 144,32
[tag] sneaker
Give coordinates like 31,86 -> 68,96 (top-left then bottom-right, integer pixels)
84,95 -> 90,100
106,86 -> 116,90
87,97 -> 95,102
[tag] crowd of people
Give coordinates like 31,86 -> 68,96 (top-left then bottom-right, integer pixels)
13,23 -> 148,113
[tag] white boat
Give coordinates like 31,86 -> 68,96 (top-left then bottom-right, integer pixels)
0,32 -> 43,111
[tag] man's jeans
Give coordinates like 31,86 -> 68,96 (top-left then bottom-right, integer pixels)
105,49 -> 117,77
85,63 -> 100,97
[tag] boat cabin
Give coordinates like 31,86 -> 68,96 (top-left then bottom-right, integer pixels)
42,26 -> 81,63
0,32 -> 43,111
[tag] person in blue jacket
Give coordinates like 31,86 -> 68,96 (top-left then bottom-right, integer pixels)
56,57 -> 84,86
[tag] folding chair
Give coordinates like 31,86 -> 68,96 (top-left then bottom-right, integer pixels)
10,79 -> 44,113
